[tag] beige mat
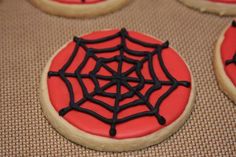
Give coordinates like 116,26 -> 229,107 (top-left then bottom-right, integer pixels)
0,0 -> 235,156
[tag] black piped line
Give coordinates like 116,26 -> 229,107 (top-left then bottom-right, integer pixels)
232,20 -> 236,27
225,53 -> 236,66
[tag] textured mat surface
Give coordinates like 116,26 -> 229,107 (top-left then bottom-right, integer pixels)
0,0 -> 235,156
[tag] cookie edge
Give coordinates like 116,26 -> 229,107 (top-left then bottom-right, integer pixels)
29,0 -> 131,18
178,0 -> 236,16
213,22 -> 236,104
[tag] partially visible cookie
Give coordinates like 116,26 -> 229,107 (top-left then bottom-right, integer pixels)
178,0 -> 236,16
30,0 -> 130,18
214,21 -> 236,103
40,28 -> 195,151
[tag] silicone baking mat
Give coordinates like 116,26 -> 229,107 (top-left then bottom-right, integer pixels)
0,0 -> 235,156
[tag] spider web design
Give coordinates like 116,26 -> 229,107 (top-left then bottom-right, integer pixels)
48,28 -> 191,137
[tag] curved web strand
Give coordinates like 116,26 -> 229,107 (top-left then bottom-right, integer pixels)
48,28 -> 191,137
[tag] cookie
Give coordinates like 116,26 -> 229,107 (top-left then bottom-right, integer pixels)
40,28 -> 195,151
30,0 -> 130,18
214,21 -> 236,103
178,0 -> 236,16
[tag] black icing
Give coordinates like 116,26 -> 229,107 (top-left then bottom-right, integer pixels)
48,28 -> 191,137
225,53 -> 236,66
232,20 -> 236,27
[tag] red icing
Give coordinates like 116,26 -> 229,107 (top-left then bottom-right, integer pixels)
53,0 -> 104,4
47,30 -> 192,139
221,24 -> 236,86
208,0 -> 236,4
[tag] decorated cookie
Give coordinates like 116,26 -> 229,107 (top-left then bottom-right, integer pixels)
214,21 -> 236,103
30,0 -> 130,18
40,28 -> 195,151
178,0 -> 236,16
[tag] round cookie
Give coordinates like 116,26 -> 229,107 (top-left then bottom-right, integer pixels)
178,0 -> 236,16
214,21 -> 236,103
30,0 -> 130,18
40,28 -> 195,151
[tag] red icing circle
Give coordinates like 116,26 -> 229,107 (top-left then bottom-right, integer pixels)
53,0 -> 104,4
208,0 -> 236,4
47,29 -> 192,139
221,23 -> 236,86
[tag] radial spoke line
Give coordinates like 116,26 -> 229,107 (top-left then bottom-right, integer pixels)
49,71 -> 178,87
124,77 -> 175,86
48,71 -> 76,77
93,75 -> 114,80
118,51 -> 124,73
125,77 -> 154,84
48,72 -> 115,80
109,47 -> 124,136
122,64 -> 138,76
109,81 -> 121,136
101,63 -> 117,74
126,78 -> 189,87
178,81 -> 191,87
